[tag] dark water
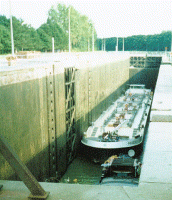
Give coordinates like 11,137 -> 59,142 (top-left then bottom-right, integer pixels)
60,154 -> 102,184
60,124 -> 149,185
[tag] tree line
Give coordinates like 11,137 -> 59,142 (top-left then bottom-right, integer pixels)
0,4 -> 96,54
0,3 -> 171,54
97,31 -> 171,52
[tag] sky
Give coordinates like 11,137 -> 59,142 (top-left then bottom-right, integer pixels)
0,0 -> 172,38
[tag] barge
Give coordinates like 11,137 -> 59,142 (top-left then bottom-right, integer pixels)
81,84 -> 152,158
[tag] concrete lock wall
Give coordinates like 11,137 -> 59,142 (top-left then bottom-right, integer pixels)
129,68 -> 160,90
0,63 -> 69,181
75,57 -> 130,142
0,67 -> 50,181
129,56 -> 161,90
0,54 -> 160,181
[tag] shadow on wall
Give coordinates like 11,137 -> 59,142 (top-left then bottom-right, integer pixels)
5,82 -> 128,182
6,137 -> 67,182
7,144 -> 50,182
0,62 -> 160,182
77,65 -> 160,141
129,67 -> 160,91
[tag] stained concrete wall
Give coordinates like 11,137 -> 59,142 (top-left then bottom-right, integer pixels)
54,69 -> 67,178
0,53 -> 160,181
0,64 -> 69,181
75,58 -> 129,145
129,68 -> 159,90
129,57 -> 161,90
0,67 -> 50,181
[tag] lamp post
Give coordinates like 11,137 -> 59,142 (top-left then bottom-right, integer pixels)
102,38 -> 103,51
68,6 -> 71,53
171,31 -> 172,62
171,30 -> 172,52
104,38 -> 106,51
88,38 -> 90,51
52,37 -> 54,53
9,0 -> 14,56
92,24 -> 94,52
116,37 -> 118,51
123,37 -> 124,52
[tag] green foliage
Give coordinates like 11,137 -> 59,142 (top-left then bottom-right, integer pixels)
37,18 -> 68,51
47,4 -> 96,51
0,3 -> 96,54
37,28 -> 51,51
98,31 -> 172,52
12,17 -> 41,51
48,4 -> 69,33
0,24 -> 11,54
0,15 -> 43,53
0,5 -> 171,55
0,15 -> 10,28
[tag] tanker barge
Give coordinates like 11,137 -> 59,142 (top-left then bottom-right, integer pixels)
81,84 -> 152,159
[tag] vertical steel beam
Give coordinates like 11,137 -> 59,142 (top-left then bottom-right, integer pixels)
0,135 -> 49,199
46,65 -> 57,178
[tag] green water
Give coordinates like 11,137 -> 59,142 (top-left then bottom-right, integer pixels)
60,155 -> 102,185
60,134 -> 147,185
60,120 -> 149,185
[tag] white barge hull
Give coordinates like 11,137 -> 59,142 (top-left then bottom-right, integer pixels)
81,84 -> 152,157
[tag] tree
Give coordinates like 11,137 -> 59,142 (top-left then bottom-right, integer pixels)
37,28 -> 51,51
0,15 -> 44,52
0,4 -> 97,54
38,19 -> 68,51
98,31 -> 171,52
11,17 -> 42,51
0,24 -> 11,54
0,15 -> 10,28
47,4 -> 96,51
